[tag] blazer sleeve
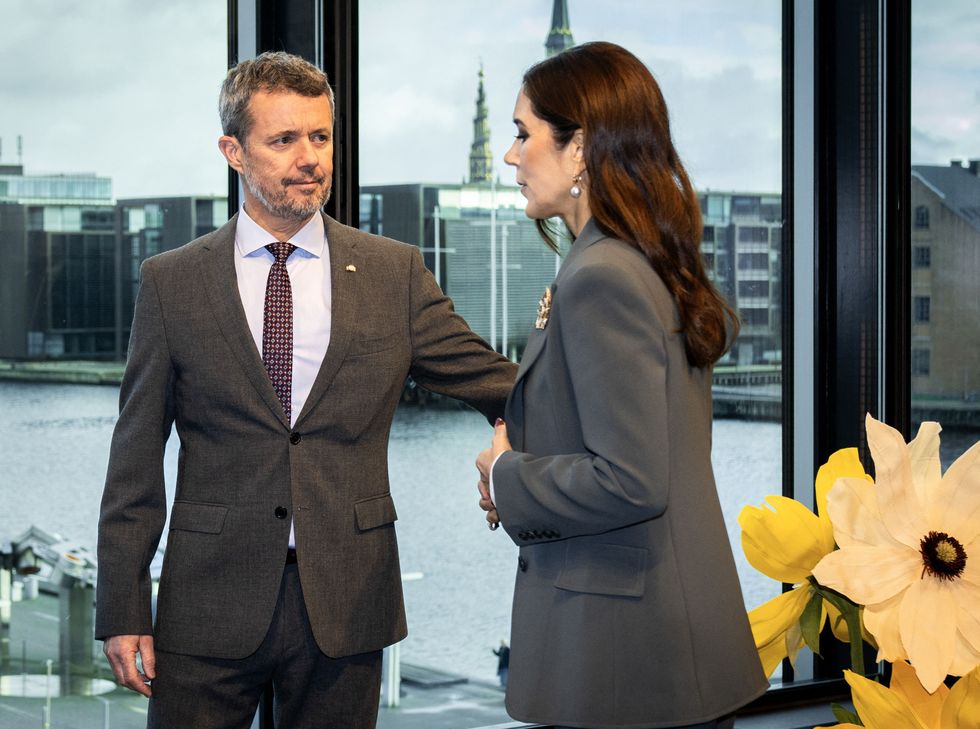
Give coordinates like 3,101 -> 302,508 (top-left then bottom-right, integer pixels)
406,245 -> 517,423
95,259 -> 175,639
492,257 -> 673,540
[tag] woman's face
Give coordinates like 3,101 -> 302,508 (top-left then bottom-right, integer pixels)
503,89 -> 582,224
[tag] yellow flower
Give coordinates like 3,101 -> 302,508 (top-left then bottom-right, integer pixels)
812,415 -> 980,693
740,448 -> 871,676
815,661 -> 980,729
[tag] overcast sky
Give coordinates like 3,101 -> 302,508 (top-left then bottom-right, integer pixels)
0,1 -> 977,199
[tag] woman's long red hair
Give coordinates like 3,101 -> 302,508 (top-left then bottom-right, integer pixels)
524,41 -> 739,368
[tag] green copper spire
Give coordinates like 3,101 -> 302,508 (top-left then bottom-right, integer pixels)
468,64 -> 493,184
545,0 -> 574,57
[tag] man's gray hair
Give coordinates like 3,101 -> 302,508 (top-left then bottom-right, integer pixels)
219,51 -> 334,144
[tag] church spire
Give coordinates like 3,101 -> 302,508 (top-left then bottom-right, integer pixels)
545,0 -> 574,57
468,64 -> 493,184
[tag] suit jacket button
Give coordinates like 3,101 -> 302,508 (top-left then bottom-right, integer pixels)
289,432 -> 302,445
274,506 -> 288,519
518,556 -> 528,572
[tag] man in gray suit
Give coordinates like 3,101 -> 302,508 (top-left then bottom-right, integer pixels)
96,51 -> 515,728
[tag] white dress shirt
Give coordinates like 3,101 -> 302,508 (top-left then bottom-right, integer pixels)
234,207 -> 332,547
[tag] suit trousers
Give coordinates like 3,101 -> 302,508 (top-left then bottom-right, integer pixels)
147,563 -> 382,729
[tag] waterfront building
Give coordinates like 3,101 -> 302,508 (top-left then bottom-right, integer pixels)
910,160 -> 980,414
0,162 -> 225,361
0,164 -> 116,359
700,191 -> 783,366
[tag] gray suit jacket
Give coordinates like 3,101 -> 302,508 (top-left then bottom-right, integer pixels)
493,220 -> 768,728
96,213 -> 516,659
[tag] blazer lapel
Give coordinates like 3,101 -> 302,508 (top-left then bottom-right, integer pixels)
198,214 -> 289,428
293,215 -> 359,427
506,219 -> 609,448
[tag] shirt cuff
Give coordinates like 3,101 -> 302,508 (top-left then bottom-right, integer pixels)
489,451 -> 506,506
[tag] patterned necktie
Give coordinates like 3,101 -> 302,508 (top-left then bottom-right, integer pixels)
263,242 -> 297,421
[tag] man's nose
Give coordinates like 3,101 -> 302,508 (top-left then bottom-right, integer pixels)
295,139 -> 319,169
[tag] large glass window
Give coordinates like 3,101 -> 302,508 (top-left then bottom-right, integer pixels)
0,2 -> 226,725
910,1 -> 980,465
359,1 -> 783,716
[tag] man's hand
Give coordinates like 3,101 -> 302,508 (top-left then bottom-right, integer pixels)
104,634 -> 156,697
476,420 -> 512,528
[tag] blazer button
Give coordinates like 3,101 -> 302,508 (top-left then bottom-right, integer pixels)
274,506 -> 288,519
518,556 -> 528,572
289,432 -> 302,445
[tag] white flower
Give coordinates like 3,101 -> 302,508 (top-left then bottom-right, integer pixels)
812,414 -> 980,693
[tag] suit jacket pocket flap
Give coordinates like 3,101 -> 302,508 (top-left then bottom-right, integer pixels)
354,493 -> 398,531
554,541 -> 647,598
170,501 -> 229,534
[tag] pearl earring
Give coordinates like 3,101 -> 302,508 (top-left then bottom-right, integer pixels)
569,175 -> 582,199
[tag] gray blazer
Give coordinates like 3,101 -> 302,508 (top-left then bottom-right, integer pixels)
493,220 -> 768,728
96,213 -> 516,659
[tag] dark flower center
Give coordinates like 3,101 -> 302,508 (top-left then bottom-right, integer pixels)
920,531 -> 967,581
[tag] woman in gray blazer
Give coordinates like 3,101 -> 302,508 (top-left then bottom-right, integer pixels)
476,42 -> 769,729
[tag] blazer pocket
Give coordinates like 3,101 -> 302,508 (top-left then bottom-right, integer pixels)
554,541 -> 647,598
354,492 -> 398,531
169,501 -> 229,534
347,330 -> 399,358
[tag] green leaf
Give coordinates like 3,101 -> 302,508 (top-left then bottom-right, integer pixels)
831,702 -> 862,725
800,590 -> 824,655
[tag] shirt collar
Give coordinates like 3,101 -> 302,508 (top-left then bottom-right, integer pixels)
235,207 -> 326,258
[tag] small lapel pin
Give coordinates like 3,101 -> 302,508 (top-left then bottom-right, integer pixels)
345,264 -> 357,272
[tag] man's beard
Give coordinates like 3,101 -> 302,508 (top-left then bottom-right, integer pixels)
242,164 -> 332,222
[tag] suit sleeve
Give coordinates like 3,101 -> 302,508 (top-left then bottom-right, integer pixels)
492,258 -> 673,540
406,245 -> 517,423
95,260 -> 175,639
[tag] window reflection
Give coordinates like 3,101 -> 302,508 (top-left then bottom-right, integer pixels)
360,0 -> 783,703
911,1 -> 980,464
0,0 -> 226,723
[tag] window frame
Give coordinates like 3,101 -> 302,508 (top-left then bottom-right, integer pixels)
231,0 -> 914,722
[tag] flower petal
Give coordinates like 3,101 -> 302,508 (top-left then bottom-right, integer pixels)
900,578 -> 958,693
865,414 -> 929,549
826,476 -> 898,549
954,580 -> 980,660
934,440 -> 980,545
843,669 -> 929,729
740,496 -> 827,581
889,659 -> 948,729
748,586 -> 812,677
908,420 -> 942,511
816,447 -> 872,545
813,544 -> 920,605
864,591 -> 908,663
940,664 -> 980,729
949,628 -> 980,679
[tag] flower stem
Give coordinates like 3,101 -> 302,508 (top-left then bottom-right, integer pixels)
808,577 -> 865,673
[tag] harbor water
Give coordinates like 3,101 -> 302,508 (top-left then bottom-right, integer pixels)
2,381 -> 973,684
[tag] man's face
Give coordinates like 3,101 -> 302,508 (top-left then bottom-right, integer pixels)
233,90 -> 334,231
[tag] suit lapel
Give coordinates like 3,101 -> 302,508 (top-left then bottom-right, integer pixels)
293,214 -> 359,427
198,214 -> 290,428
506,219 -> 609,448
510,218 -> 608,393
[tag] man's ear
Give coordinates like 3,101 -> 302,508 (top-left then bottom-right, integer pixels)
218,135 -> 245,173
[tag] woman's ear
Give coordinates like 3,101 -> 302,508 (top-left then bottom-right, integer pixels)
570,129 -> 586,166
